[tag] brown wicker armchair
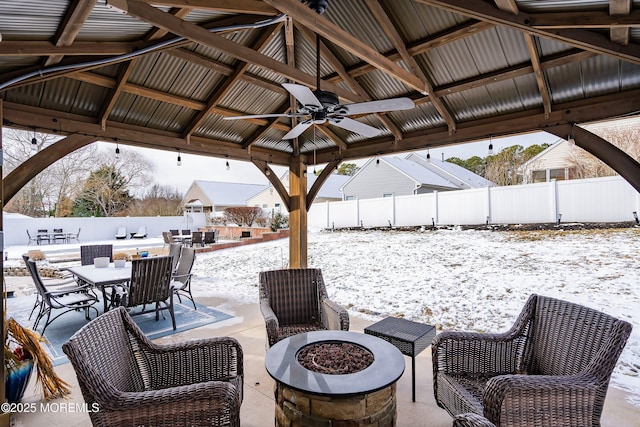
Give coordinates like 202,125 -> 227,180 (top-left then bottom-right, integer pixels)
432,294 -> 632,427
62,306 -> 243,427
259,268 -> 349,348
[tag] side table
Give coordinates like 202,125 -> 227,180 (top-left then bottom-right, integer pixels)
364,316 -> 436,402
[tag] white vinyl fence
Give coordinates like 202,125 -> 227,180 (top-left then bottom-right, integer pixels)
1,213 -> 207,247
309,176 -> 640,229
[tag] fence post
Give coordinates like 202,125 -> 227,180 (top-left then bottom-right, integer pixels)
550,179 -> 559,223
325,200 -> 330,229
391,194 -> 396,226
486,186 -> 492,225
434,191 -> 439,226
356,198 -> 360,228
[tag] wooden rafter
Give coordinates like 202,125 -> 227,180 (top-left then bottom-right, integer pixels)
251,159 -> 290,210
527,9 -> 640,29
137,0 -> 278,15
416,0 -> 640,65
262,0 -> 429,95
295,24 -> 402,141
494,0 -> 551,118
285,16 -> 299,155
183,22 -> 283,139
307,159 -> 340,211
365,0 -> 456,132
105,0 -> 367,102
45,0 -> 97,67
99,7 -> 193,130
610,0 -> 632,45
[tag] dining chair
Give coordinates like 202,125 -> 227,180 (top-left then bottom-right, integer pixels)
37,229 -> 50,245
52,228 -> 67,244
80,244 -> 113,266
204,230 -> 218,245
24,255 -> 99,335
191,231 -> 204,247
172,246 -> 196,310
117,256 -> 176,330
167,242 -> 182,272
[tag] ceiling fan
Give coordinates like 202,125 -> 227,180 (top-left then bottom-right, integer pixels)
224,31 -> 415,139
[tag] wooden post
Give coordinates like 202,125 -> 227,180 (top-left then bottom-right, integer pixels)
0,99 -> 11,427
288,156 -> 307,268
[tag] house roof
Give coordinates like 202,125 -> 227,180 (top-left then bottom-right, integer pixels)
376,156 -> 459,189
405,153 -> 494,188
190,180 -> 268,207
520,138 -> 566,169
1,0 -> 639,171
264,171 -> 349,199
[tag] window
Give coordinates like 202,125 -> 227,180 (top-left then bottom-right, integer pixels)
532,170 -> 547,183
345,196 -> 355,201
382,193 -> 393,198
549,168 -> 567,181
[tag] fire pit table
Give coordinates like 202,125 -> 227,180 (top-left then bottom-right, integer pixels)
265,330 -> 405,426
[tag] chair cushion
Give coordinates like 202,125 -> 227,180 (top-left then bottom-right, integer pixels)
276,324 -> 326,342
436,373 -> 489,417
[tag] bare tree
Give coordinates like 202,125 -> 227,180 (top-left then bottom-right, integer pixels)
2,129 -> 97,216
126,184 -> 183,216
223,207 -> 263,226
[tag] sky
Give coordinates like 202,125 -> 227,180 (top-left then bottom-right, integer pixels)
97,130 -> 561,194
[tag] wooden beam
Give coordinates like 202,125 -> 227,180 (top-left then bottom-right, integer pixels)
365,0 -> 456,132
314,89 -> 640,164
0,41 -> 135,56
285,16 -> 299,155
45,0 -> 98,66
183,22 -> 283,138
546,124 -> 640,193
306,159 -> 339,211
527,9 -> 640,29
105,0 -> 368,102
263,0 -> 430,95
2,101 -> 291,164
3,134 -> 98,204
416,0 -> 640,65
251,159 -> 290,210
137,0 -> 279,15
610,0 -> 632,45
295,24 -> 403,140
288,155 -> 308,268
316,126 -> 348,151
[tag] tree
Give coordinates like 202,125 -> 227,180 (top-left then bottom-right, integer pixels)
72,166 -> 133,217
2,129 -> 97,217
126,184 -> 183,216
446,156 -> 486,177
336,163 -> 359,176
223,207 -> 263,226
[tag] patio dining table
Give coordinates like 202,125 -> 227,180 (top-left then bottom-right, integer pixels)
66,263 -> 131,312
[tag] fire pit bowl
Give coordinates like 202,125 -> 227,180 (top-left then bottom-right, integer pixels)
265,330 -> 405,426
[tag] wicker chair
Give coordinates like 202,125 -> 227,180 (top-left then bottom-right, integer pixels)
432,294 -> 633,427
259,268 -> 349,348
62,307 -> 243,427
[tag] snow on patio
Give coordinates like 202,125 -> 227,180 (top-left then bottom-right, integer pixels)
190,227 -> 640,407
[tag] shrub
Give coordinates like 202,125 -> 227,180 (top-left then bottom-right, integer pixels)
113,252 -> 129,261
270,211 -> 288,231
26,250 -> 46,261
223,206 -> 262,227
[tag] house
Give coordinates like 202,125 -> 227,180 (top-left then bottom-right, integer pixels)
182,180 -> 268,216
519,139 -> 576,184
341,154 -> 494,200
247,172 -> 349,213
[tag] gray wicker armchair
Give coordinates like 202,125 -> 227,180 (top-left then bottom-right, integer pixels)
62,306 -> 243,427
259,268 -> 349,348
432,294 -> 632,427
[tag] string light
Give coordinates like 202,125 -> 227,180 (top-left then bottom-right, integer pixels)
488,135 -> 494,155
226,156 -> 230,170
31,128 -> 37,153
426,149 -> 431,162
177,150 -> 182,166
115,144 -> 120,159
265,165 -> 271,176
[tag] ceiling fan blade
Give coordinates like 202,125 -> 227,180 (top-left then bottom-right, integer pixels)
330,117 -> 381,138
344,97 -> 415,115
282,120 -> 313,139
223,113 -> 300,120
282,83 -> 322,109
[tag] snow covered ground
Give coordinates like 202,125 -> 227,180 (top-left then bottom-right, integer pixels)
190,227 -> 640,407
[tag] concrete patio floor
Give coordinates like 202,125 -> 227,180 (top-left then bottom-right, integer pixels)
4,275 -> 639,427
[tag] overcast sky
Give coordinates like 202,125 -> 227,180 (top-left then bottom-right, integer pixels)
99,130 -> 561,194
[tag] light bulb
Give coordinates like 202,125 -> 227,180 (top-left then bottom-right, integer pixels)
226,160 -> 230,170
488,143 -> 494,155
177,153 -> 182,166
115,146 -> 120,159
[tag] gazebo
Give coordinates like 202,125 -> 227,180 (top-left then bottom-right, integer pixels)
1,0 -> 640,417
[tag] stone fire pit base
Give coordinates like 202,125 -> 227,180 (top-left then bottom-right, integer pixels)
274,382 -> 397,427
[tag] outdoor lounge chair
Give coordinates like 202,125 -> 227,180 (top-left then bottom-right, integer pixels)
172,246 -> 196,310
433,294 -> 633,427
132,226 -> 147,238
259,268 -> 350,348
115,226 -> 127,239
24,256 -> 98,335
62,306 -> 243,427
